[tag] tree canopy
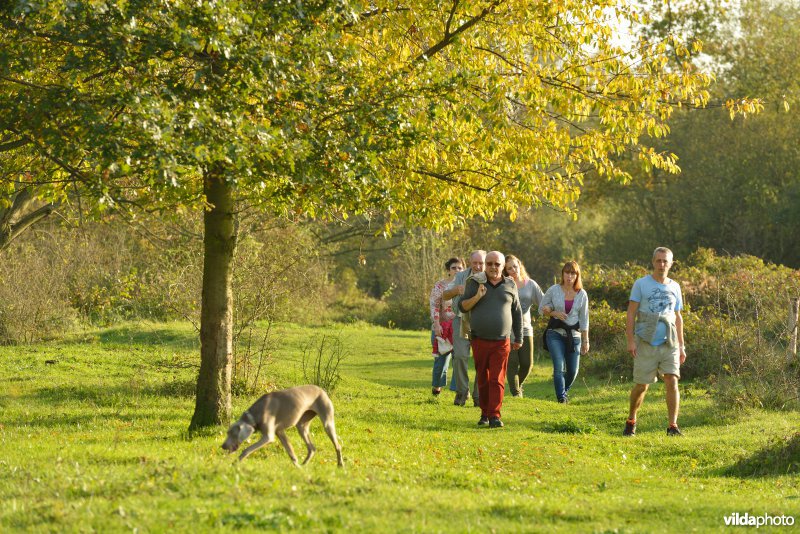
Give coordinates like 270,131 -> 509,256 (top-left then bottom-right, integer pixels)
1,0 -> 746,228
561,0 -> 800,267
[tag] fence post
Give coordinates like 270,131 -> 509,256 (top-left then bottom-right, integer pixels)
790,297 -> 799,361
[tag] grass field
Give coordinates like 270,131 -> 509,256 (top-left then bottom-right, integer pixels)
1,321 -> 799,532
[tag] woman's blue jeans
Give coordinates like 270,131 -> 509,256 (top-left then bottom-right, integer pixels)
431,329 -> 456,389
432,353 -> 453,388
546,329 -> 581,401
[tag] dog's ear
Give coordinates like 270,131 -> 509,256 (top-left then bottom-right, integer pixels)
237,422 -> 254,443
241,411 -> 256,426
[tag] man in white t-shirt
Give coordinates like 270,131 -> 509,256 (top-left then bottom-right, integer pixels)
623,247 -> 687,437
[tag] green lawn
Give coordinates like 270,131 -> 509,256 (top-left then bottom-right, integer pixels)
1,322 -> 798,532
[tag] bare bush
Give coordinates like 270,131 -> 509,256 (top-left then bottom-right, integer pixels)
0,240 -> 77,344
379,229 -> 471,330
231,321 -> 276,396
229,222 -> 331,391
691,274 -> 800,410
62,217 -> 204,325
0,210 -> 335,345
300,333 -> 347,393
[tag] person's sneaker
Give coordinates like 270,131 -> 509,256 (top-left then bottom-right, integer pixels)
666,425 -> 683,436
489,417 -> 504,428
473,398 -> 480,407
477,415 -> 490,426
557,396 -> 568,404
453,392 -> 465,406
623,420 -> 636,436
432,388 -> 441,396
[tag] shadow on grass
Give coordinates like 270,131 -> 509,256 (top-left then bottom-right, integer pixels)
0,379 -> 198,411
220,509 -> 306,530
528,414 -> 711,437
539,417 -> 600,435
522,382 -> 741,437
221,512 -> 284,530
4,409 -> 191,432
721,432 -> 800,478
94,325 -> 199,349
381,329 -> 429,340
344,357 -> 430,389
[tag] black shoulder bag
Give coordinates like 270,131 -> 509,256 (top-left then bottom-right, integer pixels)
541,317 -> 580,353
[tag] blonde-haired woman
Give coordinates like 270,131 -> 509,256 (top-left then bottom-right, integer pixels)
503,255 -> 544,398
539,261 -> 590,403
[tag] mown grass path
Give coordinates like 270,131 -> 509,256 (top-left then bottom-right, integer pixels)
1,322 -> 798,532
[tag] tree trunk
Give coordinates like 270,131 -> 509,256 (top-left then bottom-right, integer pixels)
189,169 -> 237,431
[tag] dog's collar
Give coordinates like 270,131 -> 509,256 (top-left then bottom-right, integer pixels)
241,411 -> 255,426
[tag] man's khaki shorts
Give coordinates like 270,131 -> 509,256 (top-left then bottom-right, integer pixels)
633,338 -> 680,384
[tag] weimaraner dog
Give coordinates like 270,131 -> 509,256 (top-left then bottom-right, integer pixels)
221,385 -> 344,467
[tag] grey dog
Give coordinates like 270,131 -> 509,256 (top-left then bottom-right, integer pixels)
221,384 -> 344,467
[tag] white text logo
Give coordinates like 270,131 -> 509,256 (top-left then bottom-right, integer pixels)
723,513 -> 795,528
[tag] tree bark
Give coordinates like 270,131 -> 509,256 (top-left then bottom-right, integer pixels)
189,169 -> 237,431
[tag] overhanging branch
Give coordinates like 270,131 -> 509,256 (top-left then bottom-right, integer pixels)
413,0 -> 504,64
0,137 -> 31,153
413,168 -> 498,192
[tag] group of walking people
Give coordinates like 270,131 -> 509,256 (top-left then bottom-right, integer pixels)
428,247 -> 687,435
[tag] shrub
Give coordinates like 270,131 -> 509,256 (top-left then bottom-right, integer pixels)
0,214 -> 334,336
63,220 -> 194,324
583,263 -> 648,310
584,300 -> 626,355
326,267 -> 388,324
678,253 -> 799,409
581,301 -> 631,380
329,293 -> 388,325
376,285 -> 429,330
228,222 -> 334,394
582,248 -> 800,410
233,224 -> 330,327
